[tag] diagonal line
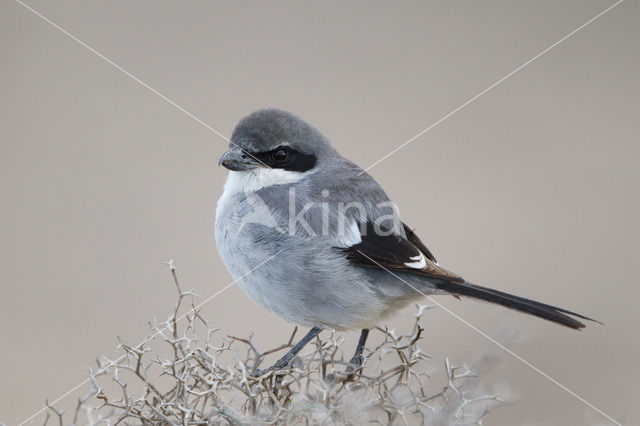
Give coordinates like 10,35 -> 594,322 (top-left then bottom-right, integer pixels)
17,249 -> 285,426
355,250 -> 622,426
359,0 -> 625,175
14,0 -> 271,169
13,1 -> 623,424
14,0 -> 225,139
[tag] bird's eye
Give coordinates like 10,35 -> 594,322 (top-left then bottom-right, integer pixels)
273,148 -> 288,162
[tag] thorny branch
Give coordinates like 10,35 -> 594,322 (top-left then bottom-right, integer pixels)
41,263 -> 504,425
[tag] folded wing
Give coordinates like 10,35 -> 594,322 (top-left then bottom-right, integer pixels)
339,221 -> 465,283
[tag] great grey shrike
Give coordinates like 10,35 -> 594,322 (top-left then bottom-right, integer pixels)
215,108 -> 598,373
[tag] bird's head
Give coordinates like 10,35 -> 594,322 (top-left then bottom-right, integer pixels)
218,109 -> 336,173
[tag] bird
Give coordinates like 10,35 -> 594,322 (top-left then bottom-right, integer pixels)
215,108 -> 599,374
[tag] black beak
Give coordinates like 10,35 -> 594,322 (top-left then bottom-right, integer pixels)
218,148 -> 262,171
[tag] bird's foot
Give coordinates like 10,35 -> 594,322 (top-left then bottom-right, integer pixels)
253,356 -> 302,377
252,367 -> 274,377
344,354 -> 365,378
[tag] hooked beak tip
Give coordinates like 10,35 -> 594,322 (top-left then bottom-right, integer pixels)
218,149 -> 260,171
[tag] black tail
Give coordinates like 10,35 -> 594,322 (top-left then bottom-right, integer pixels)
435,281 -> 601,330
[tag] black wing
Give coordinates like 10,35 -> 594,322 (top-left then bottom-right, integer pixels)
403,222 -> 437,263
339,222 -> 599,330
341,221 -> 464,283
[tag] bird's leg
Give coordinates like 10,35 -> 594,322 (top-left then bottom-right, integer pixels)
256,327 -> 322,376
347,329 -> 369,372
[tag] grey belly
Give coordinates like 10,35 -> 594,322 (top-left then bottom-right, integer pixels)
214,200 -> 433,329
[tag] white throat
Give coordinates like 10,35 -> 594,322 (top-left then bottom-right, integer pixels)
221,168 -> 306,196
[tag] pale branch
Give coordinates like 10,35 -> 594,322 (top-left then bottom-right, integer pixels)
42,263 -> 505,425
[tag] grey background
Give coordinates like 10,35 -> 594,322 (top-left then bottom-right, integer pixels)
1,1 -> 638,424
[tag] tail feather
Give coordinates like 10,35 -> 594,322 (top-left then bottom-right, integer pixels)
435,281 -> 601,330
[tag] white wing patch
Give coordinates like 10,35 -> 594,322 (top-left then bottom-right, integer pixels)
404,253 -> 427,269
332,220 -> 362,248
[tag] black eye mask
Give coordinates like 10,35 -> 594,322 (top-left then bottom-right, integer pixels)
250,146 -> 317,172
